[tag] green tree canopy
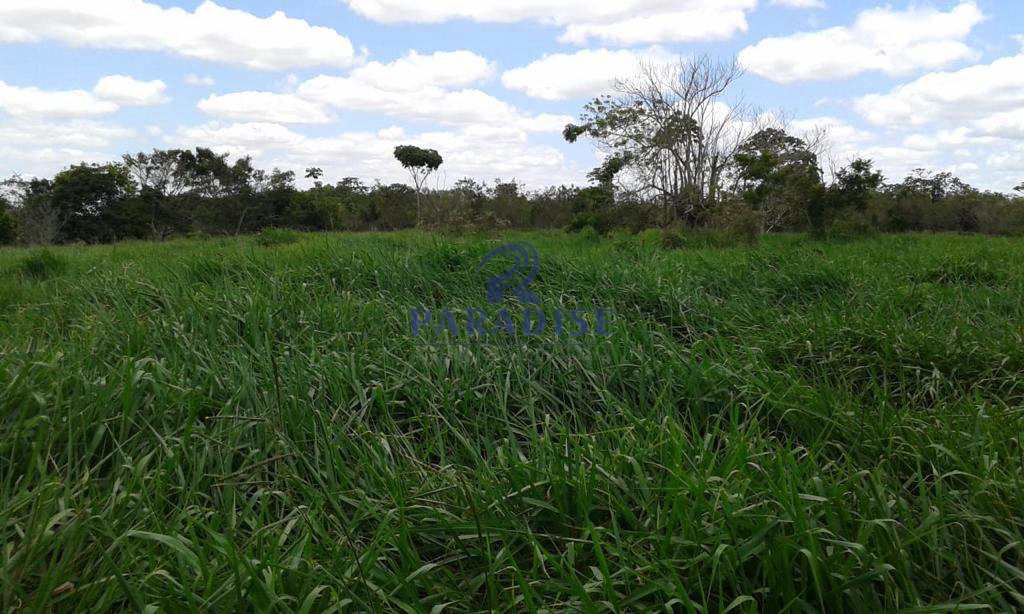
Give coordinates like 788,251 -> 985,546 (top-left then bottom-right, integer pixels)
733,128 -> 823,230
393,146 -> 443,175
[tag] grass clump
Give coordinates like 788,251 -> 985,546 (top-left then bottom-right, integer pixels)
916,257 -> 1006,287
1,230 -> 1023,611
15,249 -> 67,280
254,227 -> 301,247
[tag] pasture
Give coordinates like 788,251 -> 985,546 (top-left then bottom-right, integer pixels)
1,231 -> 1023,611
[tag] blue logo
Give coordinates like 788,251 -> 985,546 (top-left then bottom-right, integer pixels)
479,242 -> 540,305
410,242 -> 612,340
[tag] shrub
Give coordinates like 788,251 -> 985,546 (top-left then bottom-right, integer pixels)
372,183 -> 417,230
976,198 -> 1024,236
0,209 -> 16,245
255,228 -> 301,247
823,208 -> 876,240
567,212 -> 615,235
653,225 -> 755,250
660,228 -> 686,250
710,201 -> 762,246
17,250 -> 67,280
634,228 -> 663,249
577,226 -> 601,243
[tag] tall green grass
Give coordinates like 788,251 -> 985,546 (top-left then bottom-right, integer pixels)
1,231 -> 1022,611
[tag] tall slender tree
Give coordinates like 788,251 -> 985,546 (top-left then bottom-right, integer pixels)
393,145 -> 443,224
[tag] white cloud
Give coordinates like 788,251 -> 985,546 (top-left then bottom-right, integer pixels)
0,81 -> 119,117
901,127 -> 998,151
298,76 -> 570,131
501,47 -> 674,100
0,117 -> 136,177
317,80 -> 569,132
0,0 -> 358,71
185,74 -> 216,87
93,75 -> 168,106
292,50 -> 570,132
175,122 -> 306,158
856,53 -> 1024,127
558,5 -> 754,46
770,0 -> 824,8
0,146 -> 112,177
739,2 -> 984,83
198,92 -> 333,124
0,118 -> 135,149
985,143 -> 1024,173
1,75 -> 170,118
349,50 -> 495,91
848,46 -> 1024,191
790,116 -> 873,149
975,109 -> 1024,140
345,0 -> 757,45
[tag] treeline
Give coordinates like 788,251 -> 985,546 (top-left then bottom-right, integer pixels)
1,144 -> 1023,248
0,148 -> 588,245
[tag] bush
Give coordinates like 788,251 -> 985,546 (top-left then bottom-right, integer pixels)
649,225 -> 755,250
659,227 -> 686,250
372,184 -> 417,230
17,250 -> 67,280
634,228 -> 663,249
254,228 -> 301,247
577,226 -> 602,243
975,198 -> 1024,236
0,209 -> 16,245
823,208 -> 876,240
710,201 -> 762,246
567,211 -> 616,235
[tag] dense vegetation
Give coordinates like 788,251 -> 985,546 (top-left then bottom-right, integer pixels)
2,144 -> 1023,248
2,230 -> 1023,611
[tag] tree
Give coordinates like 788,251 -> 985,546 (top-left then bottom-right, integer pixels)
587,154 -> 631,188
734,128 -> 823,231
305,167 -> 324,189
175,148 -> 257,198
2,175 -> 59,245
122,149 -> 190,239
564,55 -> 756,225
49,163 -> 136,242
893,169 -> 971,202
811,158 -> 884,231
829,159 -> 884,210
122,150 -> 189,198
1014,182 -> 1023,194
394,145 -> 443,223
887,170 -> 980,232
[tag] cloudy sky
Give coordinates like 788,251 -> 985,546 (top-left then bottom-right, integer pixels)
1,0 -> 1023,191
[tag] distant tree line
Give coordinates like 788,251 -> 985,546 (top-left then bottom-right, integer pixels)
562,55 -> 1024,239
1,57 -> 1023,246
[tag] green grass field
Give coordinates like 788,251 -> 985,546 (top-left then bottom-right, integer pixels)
2,231 -> 1023,612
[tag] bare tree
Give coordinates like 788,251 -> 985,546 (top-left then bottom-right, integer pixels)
565,55 -> 758,225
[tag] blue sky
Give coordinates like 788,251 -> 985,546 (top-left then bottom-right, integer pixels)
1,0 -> 1023,191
